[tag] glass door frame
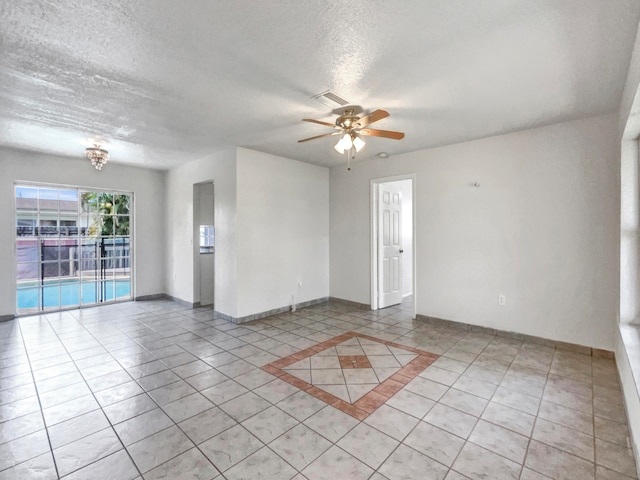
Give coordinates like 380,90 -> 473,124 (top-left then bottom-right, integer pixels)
14,181 -> 135,315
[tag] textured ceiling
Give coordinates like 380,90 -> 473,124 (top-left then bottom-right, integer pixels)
0,0 -> 639,169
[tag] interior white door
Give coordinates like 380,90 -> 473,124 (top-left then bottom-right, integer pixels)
378,183 -> 403,308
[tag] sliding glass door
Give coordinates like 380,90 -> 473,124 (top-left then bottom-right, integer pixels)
15,184 -> 133,314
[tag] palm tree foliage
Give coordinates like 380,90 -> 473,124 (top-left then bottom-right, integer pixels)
81,192 -> 130,236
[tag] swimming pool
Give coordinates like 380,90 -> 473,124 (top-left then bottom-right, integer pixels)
17,278 -> 131,310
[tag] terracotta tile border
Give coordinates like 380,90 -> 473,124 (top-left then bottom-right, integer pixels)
261,331 -> 439,420
339,355 -> 372,369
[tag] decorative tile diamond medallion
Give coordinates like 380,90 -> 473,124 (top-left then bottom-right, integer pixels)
262,331 -> 438,420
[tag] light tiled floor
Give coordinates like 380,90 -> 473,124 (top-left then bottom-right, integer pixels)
0,297 -> 637,479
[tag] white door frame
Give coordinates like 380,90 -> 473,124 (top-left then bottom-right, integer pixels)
370,174 -> 416,318
193,180 -> 215,307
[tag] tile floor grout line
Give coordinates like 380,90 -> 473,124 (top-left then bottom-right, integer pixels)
478,338 -> 527,479
513,341 -> 546,480
10,316 -> 62,479
38,310 -> 179,476
433,334 -> 526,476
299,406 -> 361,445
66,302 -> 233,477
432,361 -> 480,479
120,366 -> 234,476
372,440 -> 451,480
359,396 -> 454,476
37,311 -> 148,479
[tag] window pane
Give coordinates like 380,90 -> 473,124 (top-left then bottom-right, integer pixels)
17,218 -> 36,227
16,286 -> 39,314
17,215 -> 37,236
42,282 -> 61,309
59,190 -> 78,213
41,262 -> 60,279
81,192 -> 99,213
109,238 -> 130,257
17,263 -> 39,282
115,215 -> 130,236
41,239 -> 60,261
17,238 -> 38,265
80,212 -> 101,237
58,239 -> 76,279
78,240 -> 98,279
115,279 -> 131,300
102,280 -> 115,302
60,219 -> 78,237
39,188 -> 59,211
113,259 -> 130,278
15,187 -> 38,211
101,215 -> 115,236
60,282 -> 80,307
81,282 -> 97,304
114,194 -> 130,215
98,194 -> 114,214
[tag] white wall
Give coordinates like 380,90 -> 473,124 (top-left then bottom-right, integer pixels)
236,148 -> 329,317
165,149 -> 237,315
397,179 -> 413,297
0,147 -> 166,317
165,147 -> 329,319
331,115 -> 618,350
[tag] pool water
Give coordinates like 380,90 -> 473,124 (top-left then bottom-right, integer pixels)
17,279 -> 131,310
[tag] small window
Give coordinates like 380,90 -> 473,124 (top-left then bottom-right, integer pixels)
16,218 -> 36,236
200,225 -> 214,253
17,218 -> 36,227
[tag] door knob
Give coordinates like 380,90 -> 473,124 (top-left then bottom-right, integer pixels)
399,249 -> 404,253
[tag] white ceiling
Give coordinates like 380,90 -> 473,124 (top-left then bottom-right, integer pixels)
1,1 -> 639,170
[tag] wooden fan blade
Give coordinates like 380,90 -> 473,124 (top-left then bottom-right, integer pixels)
298,132 -> 340,143
358,128 -> 404,140
356,109 -> 389,128
302,118 -> 337,128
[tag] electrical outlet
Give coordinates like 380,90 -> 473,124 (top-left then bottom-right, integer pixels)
498,294 -> 506,306
297,278 -> 302,287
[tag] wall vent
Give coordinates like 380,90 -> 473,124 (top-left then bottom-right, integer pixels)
312,90 -> 350,108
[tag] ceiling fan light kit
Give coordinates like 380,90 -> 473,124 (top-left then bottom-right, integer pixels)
334,132 -> 365,154
298,106 -> 405,170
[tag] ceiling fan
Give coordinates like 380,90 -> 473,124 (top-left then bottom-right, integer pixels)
298,106 -> 404,169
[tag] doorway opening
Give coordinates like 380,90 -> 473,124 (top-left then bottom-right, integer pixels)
370,175 -> 415,317
193,181 -> 215,307
15,183 -> 133,314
